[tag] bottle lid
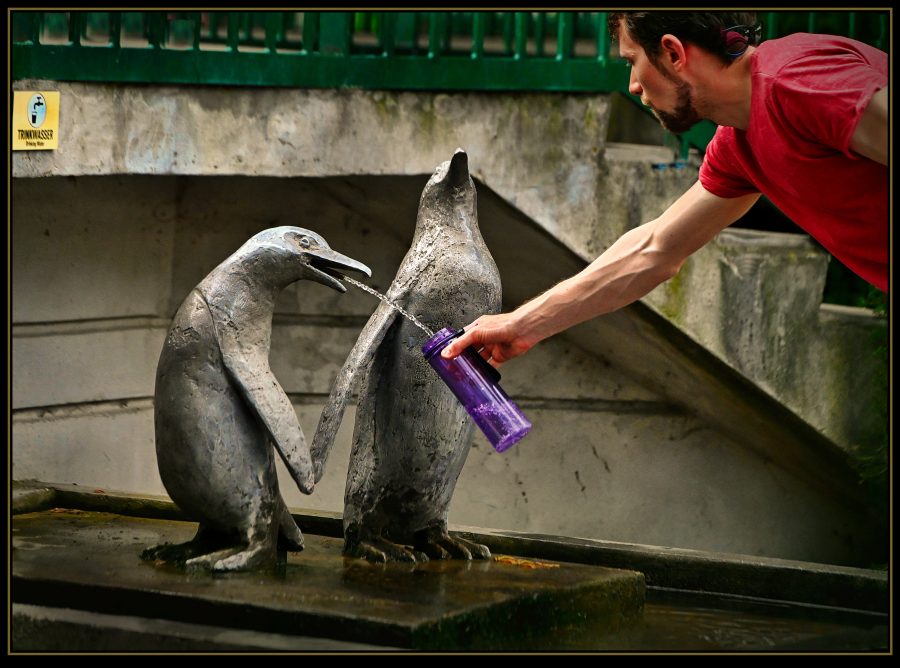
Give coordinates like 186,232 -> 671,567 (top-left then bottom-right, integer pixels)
421,327 -> 462,359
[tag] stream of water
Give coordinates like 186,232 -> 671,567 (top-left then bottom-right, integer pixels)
342,276 -> 435,338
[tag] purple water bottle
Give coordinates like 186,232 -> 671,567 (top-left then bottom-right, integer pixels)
422,327 -> 532,453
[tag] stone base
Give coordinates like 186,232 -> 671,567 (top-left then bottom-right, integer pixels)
12,508 -> 645,651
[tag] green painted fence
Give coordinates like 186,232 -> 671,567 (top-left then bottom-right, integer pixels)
11,10 -> 890,158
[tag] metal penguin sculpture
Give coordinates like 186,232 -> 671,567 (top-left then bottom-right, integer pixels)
144,226 -> 371,571
312,149 -> 501,563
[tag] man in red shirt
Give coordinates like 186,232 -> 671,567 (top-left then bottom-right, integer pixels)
442,11 -> 888,367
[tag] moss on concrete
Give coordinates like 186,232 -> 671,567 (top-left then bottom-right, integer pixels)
656,260 -> 690,326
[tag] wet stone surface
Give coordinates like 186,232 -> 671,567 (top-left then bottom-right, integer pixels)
12,509 -> 645,650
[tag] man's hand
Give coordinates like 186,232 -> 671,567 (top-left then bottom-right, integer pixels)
440,313 -> 535,367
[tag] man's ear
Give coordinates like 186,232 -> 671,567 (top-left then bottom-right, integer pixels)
659,34 -> 687,71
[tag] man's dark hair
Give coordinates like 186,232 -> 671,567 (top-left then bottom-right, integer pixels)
608,11 -> 760,65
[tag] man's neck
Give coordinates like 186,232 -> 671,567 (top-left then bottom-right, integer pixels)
696,46 -> 756,130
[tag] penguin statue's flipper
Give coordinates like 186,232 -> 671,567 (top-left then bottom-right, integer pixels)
311,235 -> 437,481
277,494 -> 304,550
202,295 -> 316,495
222,349 -> 315,494
311,298 -> 399,482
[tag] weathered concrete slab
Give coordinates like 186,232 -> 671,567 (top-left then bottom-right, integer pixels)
12,509 -> 645,651
12,482 -> 888,613
643,226 -> 888,452
10,486 -> 887,652
12,603 -> 395,652
451,409 -> 877,565
459,527 -> 889,614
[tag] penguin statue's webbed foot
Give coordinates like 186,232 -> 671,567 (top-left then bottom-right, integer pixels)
343,528 -> 429,564
141,525 -> 235,565
184,541 -> 278,573
414,525 -> 491,561
141,524 -> 288,572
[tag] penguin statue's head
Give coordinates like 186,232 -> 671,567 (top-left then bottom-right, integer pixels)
247,226 -> 371,293
417,148 -> 477,228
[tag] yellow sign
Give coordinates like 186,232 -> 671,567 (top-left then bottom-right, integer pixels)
12,91 -> 60,151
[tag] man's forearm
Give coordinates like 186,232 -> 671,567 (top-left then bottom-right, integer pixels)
507,182 -> 760,348
512,221 -> 681,345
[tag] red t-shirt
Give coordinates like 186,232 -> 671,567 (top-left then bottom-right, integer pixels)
699,33 -> 888,292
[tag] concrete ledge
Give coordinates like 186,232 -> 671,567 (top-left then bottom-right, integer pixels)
13,507 -> 645,651
604,141 -> 677,164
461,528 -> 889,615
12,603 -> 394,652
11,81 -> 612,267
13,481 -> 887,615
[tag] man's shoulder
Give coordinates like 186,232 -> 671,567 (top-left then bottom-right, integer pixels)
763,31 -> 879,51
756,32 -> 886,75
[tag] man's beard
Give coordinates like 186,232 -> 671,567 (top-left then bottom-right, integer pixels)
651,79 -> 702,134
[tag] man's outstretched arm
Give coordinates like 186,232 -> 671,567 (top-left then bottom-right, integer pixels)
442,181 -> 760,365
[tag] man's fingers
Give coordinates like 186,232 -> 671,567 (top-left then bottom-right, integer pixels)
489,348 -> 509,366
441,338 -> 461,358
484,350 -> 505,369
442,328 -> 476,358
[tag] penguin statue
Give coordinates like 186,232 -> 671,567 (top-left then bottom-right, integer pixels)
143,226 -> 370,571
312,150 -> 501,562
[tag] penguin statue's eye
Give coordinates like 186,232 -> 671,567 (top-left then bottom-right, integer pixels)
298,237 -> 312,249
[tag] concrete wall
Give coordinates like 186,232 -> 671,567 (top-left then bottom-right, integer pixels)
644,229 -> 888,451
10,81 -> 886,564
14,80 -> 886,454
11,174 -> 881,565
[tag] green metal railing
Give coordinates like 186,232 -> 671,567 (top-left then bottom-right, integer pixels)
11,10 -> 890,158
11,12 -> 630,90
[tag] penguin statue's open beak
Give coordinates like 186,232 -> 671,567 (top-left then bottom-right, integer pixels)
304,248 -> 372,293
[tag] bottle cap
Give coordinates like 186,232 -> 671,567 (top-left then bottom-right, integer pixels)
421,327 -> 463,359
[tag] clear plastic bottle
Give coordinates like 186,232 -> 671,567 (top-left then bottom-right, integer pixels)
422,327 -> 532,453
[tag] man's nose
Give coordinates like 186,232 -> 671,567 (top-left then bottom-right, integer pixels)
628,78 -> 643,96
